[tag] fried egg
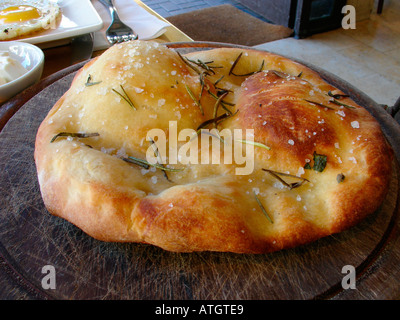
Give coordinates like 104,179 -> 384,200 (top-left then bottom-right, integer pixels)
0,0 -> 61,40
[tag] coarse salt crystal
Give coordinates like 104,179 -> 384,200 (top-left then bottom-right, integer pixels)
133,62 -> 144,69
158,99 -> 166,107
351,121 -> 360,128
349,156 -> 357,163
336,110 -> 346,117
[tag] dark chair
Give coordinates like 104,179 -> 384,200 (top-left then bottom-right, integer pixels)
377,0 -> 384,14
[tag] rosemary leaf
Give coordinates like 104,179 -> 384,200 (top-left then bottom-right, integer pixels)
185,84 -> 204,115
199,130 -> 226,144
199,71 -> 210,102
254,192 -> 273,224
196,110 -> 238,131
304,163 -> 312,170
304,99 -> 336,110
312,151 -> 327,172
213,91 -> 229,128
177,52 -> 200,74
148,137 -> 171,182
229,52 -> 243,76
85,74 -> 102,87
112,85 -> 136,110
271,70 -> 288,79
236,139 -> 271,151
328,91 -> 349,99
214,75 -> 224,86
50,132 -> 99,143
123,156 -> 150,169
196,114 -> 228,131
262,168 -> 309,190
124,156 -> 183,172
208,90 -> 235,106
229,52 -> 265,76
330,98 -> 356,109
186,58 -> 223,75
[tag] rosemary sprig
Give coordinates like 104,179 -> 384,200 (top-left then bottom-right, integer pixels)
177,52 -> 201,74
254,191 -> 273,224
85,74 -> 102,87
112,85 -> 136,110
123,156 -> 183,172
235,139 -> 271,151
262,168 -> 309,190
185,58 -> 223,75
50,132 -> 99,143
185,84 -> 204,115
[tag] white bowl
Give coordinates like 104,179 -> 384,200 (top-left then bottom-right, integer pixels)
0,41 -> 44,104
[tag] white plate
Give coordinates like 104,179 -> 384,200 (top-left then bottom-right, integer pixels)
15,0 -> 103,47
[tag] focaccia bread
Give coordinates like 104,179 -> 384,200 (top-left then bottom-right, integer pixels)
34,41 -> 393,253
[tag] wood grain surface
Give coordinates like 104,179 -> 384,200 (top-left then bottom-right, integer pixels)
0,43 -> 399,300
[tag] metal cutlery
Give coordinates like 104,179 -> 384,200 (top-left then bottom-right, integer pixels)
98,0 -> 138,45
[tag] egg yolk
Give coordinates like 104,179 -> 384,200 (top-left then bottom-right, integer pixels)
0,5 -> 41,24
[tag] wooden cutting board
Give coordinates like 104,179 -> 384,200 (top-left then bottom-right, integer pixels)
1,43 -> 400,300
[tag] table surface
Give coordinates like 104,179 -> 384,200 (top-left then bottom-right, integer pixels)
41,0 -> 192,79
0,43 -> 400,300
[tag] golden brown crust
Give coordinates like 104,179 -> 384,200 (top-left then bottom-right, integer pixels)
34,41 -> 393,253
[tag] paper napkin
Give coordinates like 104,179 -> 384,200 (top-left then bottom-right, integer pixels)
92,0 -> 170,50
